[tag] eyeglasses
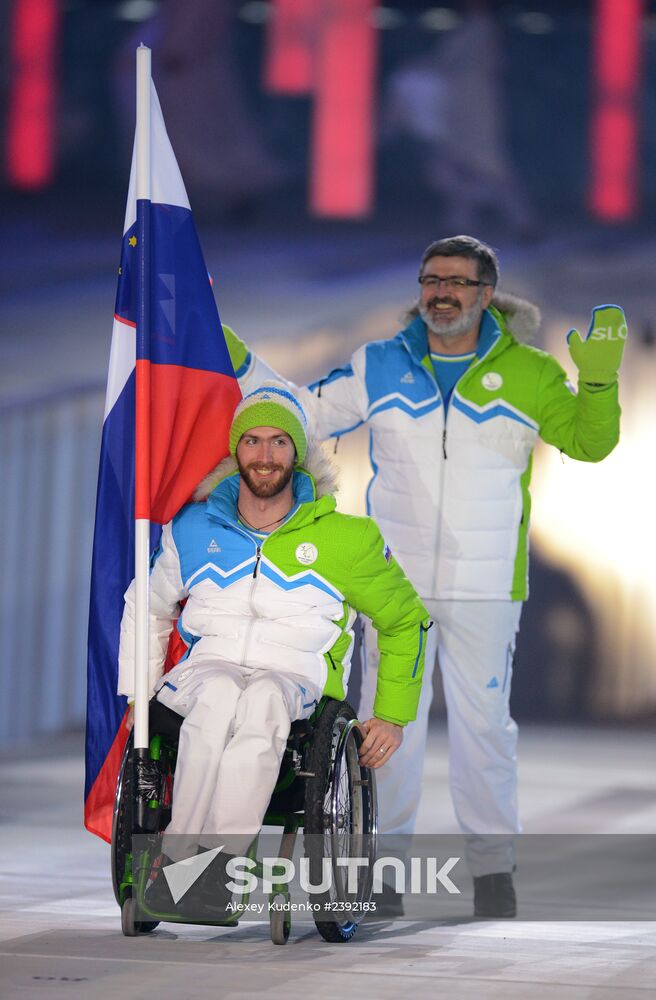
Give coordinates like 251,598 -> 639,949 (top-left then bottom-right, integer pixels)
418,275 -> 491,290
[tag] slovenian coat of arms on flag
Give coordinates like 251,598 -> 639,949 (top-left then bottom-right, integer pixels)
84,52 -> 241,842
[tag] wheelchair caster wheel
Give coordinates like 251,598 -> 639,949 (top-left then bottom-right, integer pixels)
269,898 -> 291,945
121,896 -> 159,937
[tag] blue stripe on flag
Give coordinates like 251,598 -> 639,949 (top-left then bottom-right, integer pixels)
117,204 -> 236,375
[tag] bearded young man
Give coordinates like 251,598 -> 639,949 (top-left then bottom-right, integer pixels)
118,383 -> 430,916
222,236 -> 627,917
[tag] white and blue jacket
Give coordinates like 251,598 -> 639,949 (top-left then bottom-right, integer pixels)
230,293 -> 620,601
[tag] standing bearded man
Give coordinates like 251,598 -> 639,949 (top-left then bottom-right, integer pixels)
222,236 -> 626,917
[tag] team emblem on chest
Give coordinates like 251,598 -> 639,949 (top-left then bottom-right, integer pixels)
481,372 -> 503,390
295,543 -> 318,565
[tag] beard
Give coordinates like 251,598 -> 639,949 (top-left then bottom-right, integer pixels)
419,290 -> 485,339
237,457 -> 295,499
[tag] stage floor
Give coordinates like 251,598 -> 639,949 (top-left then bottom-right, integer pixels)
1,723 -> 653,1000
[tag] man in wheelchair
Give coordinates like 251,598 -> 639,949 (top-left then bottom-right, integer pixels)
118,383 -> 431,917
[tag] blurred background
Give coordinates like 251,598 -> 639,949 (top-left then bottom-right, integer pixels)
1,0 -> 655,747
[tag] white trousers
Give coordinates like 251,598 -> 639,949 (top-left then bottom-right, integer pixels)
359,599 -> 523,876
155,659 -> 321,860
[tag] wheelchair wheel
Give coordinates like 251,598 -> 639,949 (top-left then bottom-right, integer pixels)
111,733 -> 162,933
111,735 -> 136,906
269,896 -> 291,945
121,894 -> 158,936
304,700 -> 377,943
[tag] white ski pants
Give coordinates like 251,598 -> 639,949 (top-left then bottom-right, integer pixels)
359,599 -> 523,876
155,659 -> 321,860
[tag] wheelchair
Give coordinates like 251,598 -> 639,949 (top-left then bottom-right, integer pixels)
111,695 -> 377,944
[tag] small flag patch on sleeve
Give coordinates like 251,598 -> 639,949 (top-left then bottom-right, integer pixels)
383,542 -> 392,563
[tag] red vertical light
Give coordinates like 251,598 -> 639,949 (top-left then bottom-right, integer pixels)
7,0 -> 60,190
589,0 -> 643,220
265,0 -> 317,94
310,0 -> 377,218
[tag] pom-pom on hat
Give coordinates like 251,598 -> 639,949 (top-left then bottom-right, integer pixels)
229,382 -> 308,464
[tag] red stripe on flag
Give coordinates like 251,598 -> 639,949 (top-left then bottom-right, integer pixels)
7,0 -> 60,189
265,0 -> 317,94
135,362 -> 242,523
309,0 -> 377,218
135,357 -> 151,521
589,0 -> 643,220
84,710 -> 131,843
114,313 -> 136,329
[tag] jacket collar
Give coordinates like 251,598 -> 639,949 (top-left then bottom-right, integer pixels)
400,308 -> 506,365
205,467 -> 336,530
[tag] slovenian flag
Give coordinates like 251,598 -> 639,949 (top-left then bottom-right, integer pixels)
84,72 -> 241,842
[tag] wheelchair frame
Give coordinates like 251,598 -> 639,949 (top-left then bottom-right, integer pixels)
112,696 -> 377,944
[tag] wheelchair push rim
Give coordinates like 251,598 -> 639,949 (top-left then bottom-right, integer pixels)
304,700 -> 377,942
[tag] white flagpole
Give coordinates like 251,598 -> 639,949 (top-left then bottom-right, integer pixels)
134,43 -> 151,755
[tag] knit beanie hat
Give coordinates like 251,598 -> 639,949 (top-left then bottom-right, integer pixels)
229,382 -> 308,463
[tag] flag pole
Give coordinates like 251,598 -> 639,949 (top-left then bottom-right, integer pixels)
134,43 -> 151,755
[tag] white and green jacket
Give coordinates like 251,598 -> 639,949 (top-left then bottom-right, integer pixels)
225,295 -> 620,602
118,447 -> 430,726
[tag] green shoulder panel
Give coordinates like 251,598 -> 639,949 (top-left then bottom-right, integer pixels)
459,338 -> 620,461
263,511 -> 430,725
221,323 -> 249,375
459,334 -> 620,601
459,338 -> 551,423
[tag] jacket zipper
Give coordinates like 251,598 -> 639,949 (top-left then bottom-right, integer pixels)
242,542 -> 262,667
412,623 -> 424,678
423,332 -> 503,596
212,509 -> 303,666
206,504 -> 303,667
439,345 -> 494,464
399,339 -> 447,596
413,620 -> 434,677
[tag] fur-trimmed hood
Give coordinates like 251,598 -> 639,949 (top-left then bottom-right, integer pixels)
403,290 -> 541,344
193,438 -> 338,502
